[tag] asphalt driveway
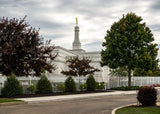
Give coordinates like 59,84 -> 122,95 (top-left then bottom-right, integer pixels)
0,94 -> 137,114
0,91 -> 160,114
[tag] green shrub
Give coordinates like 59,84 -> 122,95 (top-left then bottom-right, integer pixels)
27,84 -> 36,94
79,83 -> 87,91
57,83 -> 65,92
86,75 -> 96,91
110,86 -> 143,90
65,76 -> 76,92
152,71 -> 160,76
96,82 -> 105,90
137,86 -> 157,106
36,75 -> 53,94
2,73 -> 23,97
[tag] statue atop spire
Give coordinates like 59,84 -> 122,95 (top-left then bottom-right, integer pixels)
76,17 -> 78,25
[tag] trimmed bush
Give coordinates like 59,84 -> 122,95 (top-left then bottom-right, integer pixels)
2,73 -> 23,97
36,75 -> 53,94
79,83 -> 87,91
86,75 -> 96,91
65,76 -> 76,92
27,84 -> 36,94
137,86 -> 157,106
110,86 -> 143,90
96,82 -> 105,90
57,83 -> 65,92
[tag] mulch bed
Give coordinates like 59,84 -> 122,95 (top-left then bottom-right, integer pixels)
0,90 -> 113,98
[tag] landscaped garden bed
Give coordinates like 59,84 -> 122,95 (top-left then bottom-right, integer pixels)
116,105 -> 160,114
0,74 -> 113,98
110,86 -> 143,90
114,86 -> 160,114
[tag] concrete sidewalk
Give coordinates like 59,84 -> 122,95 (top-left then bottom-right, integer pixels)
15,91 -> 137,104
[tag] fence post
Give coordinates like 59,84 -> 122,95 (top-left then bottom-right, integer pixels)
140,76 -> 142,86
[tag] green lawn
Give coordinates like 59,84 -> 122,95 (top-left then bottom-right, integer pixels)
116,107 -> 160,114
0,98 -> 22,103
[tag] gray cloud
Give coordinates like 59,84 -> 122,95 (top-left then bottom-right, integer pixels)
31,20 -> 64,30
149,24 -> 160,31
150,0 -> 160,11
0,0 -> 160,55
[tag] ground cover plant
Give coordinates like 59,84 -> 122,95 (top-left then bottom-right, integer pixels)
56,82 -> 65,92
27,85 -> 36,94
96,82 -> 105,90
79,83 -> 87,91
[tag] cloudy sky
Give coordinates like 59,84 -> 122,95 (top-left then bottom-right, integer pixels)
0,0 -> 160,56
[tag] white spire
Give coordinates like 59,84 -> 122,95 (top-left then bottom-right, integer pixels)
72,17 -> 81,50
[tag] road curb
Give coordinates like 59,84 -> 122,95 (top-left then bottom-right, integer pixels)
0,101 -> 27,107
111,103 -> 136,114
16,91 -> 137,104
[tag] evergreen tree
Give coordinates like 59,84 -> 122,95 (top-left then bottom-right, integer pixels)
86,75 -> 96,91
2,73 -> 23,97
65,76 -> 76,92
36,75 -> 53,94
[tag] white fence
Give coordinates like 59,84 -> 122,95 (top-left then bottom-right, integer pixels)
1,75 -> 160,94
107,76 -> 160,89
0,75 -> 88,94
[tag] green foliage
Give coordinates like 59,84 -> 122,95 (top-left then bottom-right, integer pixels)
110,86 -> 143,90
86,75 -> 96,91
133,68 -> 148,76
137,52 -> 154,71
27,85 -> 36,94
0,98 -> 22,103
137,86 -> 157,106
101,12 -> 158,87
109,67 -> 128,76
36,75 -> 53,94
116,107 -> 160,114
2,73 -> 23,97
79,83 -> 87,91
96,82 -> 105,90
65,76 -> 76,92
133,68 -> 160,76
152,71 -> 160,76
57,83 -> 65,92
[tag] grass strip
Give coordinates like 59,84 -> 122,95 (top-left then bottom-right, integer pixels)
116,106 -> 160,114
0,98 -> 22,103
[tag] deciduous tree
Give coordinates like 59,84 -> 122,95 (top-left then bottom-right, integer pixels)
101,12 -> 158,87
61,56 -> 100,77
0,16 -> 56,76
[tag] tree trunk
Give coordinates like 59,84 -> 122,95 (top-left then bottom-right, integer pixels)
128,68 -> 131,88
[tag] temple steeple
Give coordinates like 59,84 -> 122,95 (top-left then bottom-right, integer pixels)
72,17 -> 81,50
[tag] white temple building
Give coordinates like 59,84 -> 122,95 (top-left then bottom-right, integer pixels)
46,18 -> 110,83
